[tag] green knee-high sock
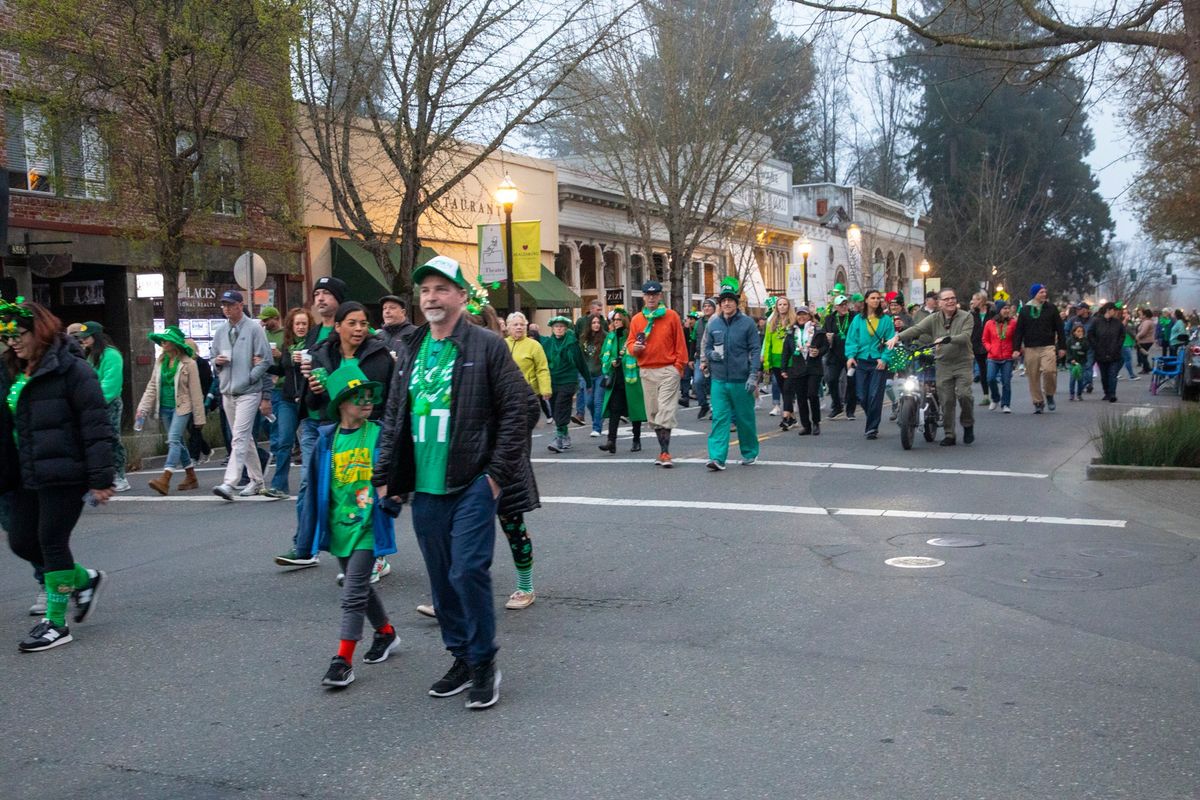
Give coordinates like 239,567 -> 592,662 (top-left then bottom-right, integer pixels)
500,515 -> 534,593
43,569 -> 78,626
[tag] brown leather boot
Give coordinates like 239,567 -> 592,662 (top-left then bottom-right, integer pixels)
148,469 -> 172,495
177,467 -> 199,491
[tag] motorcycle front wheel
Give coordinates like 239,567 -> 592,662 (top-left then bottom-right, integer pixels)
898,395 -> 917,450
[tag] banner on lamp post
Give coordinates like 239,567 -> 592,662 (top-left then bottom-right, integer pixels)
477,224 -> 506,283
786,264 -> 805,302
477,220 -> 541,284
511,221 -> 541,282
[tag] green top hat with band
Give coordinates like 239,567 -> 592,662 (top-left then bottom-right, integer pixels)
548,315 -> 571,326
324,362 -> 383,419
412,255 -> 468,288
148,325 -> 194,357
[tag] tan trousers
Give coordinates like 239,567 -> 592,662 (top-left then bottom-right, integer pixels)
1023,346 -> 1058,404
639,365 -> 680,430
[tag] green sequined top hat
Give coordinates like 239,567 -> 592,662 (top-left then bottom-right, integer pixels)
828,282 -> 846,296
0,295 -> 34,337
717,276 -> 741,302
608,306 -> 629,321
466,281 -> 491,316
148,325 -> 195,358
323,362 -> 382,420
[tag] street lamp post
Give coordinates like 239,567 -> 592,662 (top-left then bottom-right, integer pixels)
798,236 -> 812,306
496,174 -> 519,314
919,258 -> 931,297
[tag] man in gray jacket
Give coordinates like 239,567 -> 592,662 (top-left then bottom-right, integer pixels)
211,290 -> 275,499
700,280 -> 761,470
891,288 -> 976,446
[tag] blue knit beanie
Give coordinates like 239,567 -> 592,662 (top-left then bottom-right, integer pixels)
1030,283 -> 1044,299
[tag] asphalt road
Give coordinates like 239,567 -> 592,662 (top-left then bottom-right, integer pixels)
2,372 -> 1197,800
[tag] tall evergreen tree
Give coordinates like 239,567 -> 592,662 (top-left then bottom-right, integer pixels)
900,18 -> 1113,297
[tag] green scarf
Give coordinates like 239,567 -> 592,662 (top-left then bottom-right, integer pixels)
601,330 -> 638,384
641,305 -> 667,339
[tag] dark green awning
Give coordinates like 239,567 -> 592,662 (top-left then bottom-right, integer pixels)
492,266 -> 581,311
330,238 -> 439,299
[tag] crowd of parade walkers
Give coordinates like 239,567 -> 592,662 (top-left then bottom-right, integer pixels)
1,263 -> 1196,709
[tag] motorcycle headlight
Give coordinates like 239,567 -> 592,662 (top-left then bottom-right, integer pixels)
903,377 -> 918,392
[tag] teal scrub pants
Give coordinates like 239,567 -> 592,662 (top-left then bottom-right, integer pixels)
707,379 -> 759,464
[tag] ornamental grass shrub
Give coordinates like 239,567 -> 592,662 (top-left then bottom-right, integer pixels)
1095,406 -> 1200,468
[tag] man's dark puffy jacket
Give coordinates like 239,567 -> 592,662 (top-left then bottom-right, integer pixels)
0,334 -> 114,492
374,315 -> 536,516
1088,316 -> 1126,363
822,310 -> 857,362
302,334 -> 395,420
377,322 -> 416,359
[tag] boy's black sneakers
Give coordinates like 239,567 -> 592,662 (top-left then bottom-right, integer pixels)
19,620 -> 73,652
465,661 -> 501,710
362,630 -> 400,664
321,656 -> 355,688
72,570 -> 105,624
428,657 -> 473,697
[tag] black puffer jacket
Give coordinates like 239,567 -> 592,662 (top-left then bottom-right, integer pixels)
782,324 -> 831,377
377,322 -> 416,360
302,333 -> 395,420
1088,315 -> 1126,363
374,315 -> 537,515
0,334 -> 114,491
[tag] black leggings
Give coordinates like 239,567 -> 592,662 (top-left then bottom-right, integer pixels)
786,372 -> 822,429
550,384 -> 575,434
773,368 -> 796,416
7,485 -> 86,573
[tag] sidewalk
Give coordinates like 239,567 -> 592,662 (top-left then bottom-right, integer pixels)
1051,436 -> 1200,542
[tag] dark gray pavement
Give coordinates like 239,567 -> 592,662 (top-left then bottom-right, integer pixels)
1,372 -> 1197,799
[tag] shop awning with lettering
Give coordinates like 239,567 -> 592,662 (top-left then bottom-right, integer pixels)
492,266 -> 582,311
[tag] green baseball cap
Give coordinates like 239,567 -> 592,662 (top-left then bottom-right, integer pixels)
257,306 -> 280,320
412,256 -> 468,289
73,321 -> 104,339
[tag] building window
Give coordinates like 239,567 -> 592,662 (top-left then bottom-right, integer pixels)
5,103 -> 108,199
176,132 -> 243,216
629,254 -> 644,289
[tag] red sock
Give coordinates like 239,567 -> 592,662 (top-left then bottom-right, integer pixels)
337,639 -> 356,661
378,623 -> 395,636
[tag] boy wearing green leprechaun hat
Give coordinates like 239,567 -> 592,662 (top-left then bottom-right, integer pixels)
297,362 -> 400,689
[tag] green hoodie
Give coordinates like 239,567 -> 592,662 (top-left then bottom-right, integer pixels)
91,346 -> 124,405
541,330 -> 590,388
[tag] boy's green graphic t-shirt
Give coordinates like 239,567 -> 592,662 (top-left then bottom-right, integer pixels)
328,422 -> 380,557
409,334 -> 457,495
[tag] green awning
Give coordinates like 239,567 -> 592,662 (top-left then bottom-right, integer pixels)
330,239 -> 440,299
493,267 -> 581,311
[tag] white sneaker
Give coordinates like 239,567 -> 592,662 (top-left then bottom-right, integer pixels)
769,405 -> 780,416
1130,375 -> 1140,381
212,483 -> 235,501
112,477 -> 132,492
589,430 -> 600,437
369,557 -> 391,584
1002,405 -> 1012,414
238,481 -> 263,497
416,604 -> 437,618
988,401 -> 997,410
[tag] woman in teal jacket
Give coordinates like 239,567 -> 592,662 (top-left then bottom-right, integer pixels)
74,322 -> 127,491
845,290 -> 895,439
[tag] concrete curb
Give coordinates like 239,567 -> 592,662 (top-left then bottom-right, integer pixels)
1086,463 -> 1200,481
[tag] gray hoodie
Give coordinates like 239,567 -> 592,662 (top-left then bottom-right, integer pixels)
211,316 -> 273,396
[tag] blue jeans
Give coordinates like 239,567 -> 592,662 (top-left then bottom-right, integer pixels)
107,398 -> 126,480
269,398 -> 299,494
1083,352 -> 1095,388
1122,347 -> 1136,378
575,375 -> 588,416
986,359 -> 1013,407
412,475 -> 500,666
854,361 -> 887,435
159,407 -> 193,471
589,376 -> 604,432
291,417 -> 322,553
770,370 -> 781,405
693,361 -> 708,408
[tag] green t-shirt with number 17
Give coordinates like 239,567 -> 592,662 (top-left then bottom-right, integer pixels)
409,334 -> 457,495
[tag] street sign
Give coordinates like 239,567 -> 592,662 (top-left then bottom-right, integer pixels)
605,288 -> 624,305
233,251 -> 267,291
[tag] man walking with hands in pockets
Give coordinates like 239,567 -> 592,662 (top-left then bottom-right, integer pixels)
211,290 -> 274,500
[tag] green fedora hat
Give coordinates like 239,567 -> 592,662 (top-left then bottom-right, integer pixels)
148,325 -> 194,357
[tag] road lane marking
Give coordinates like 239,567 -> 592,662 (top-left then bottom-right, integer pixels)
1124,407 -> 1154,417
530,458 -> 1047,479
541,496 -> 1125,528
104,493 -> 1126,527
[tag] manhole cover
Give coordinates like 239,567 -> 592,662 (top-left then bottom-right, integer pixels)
1030,568 -> 1101,579
927,537 -> 984,548
885,556 -> 946,569
1078,548 -> 1137,559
